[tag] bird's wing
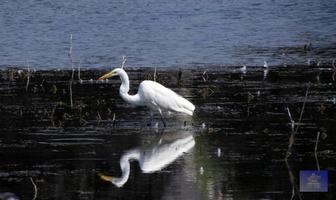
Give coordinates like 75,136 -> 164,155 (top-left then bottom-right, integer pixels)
139,81 -> 195,115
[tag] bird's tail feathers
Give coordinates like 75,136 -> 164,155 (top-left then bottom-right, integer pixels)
178,96 -> 195,116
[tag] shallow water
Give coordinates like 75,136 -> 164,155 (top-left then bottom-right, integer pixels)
0,66 -> 335,199
1,0 -> 336,68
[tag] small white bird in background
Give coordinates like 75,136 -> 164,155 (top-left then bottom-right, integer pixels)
240,65 -> 247,74
98,68 -> 195,127
263,60 -> 269,68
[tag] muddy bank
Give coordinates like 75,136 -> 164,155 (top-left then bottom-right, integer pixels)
1,65 -> 335,130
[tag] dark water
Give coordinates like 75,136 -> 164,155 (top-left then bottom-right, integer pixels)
1,0 -> 336,68
0,67 -> 335,199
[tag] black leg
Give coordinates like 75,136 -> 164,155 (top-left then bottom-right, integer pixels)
146,111 -> 154,126
159,112 -> 166,127
146,116 -> 151,126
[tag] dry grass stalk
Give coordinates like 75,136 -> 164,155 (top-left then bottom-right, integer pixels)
78,59 -> 82,81
285,160 -> 302,200
26,61 -> 30,92
30,177 -> 37,200
68,34 -> 75,107
285,85 -> 310,159
112,113 -> 116,127
96,111 -> 102,126
121,55 -> 127,69
154,67 -> 157,82
202,70 -> 208,82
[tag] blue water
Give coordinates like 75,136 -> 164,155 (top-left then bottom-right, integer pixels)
0,0 -> 336,68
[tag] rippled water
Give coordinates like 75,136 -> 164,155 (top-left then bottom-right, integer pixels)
0,67 -> 335,199
1,0 -> 336,68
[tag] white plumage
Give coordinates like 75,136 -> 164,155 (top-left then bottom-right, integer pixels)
99,132 -> 195,187
98,68 -> 195,126
139,80 -> 195,116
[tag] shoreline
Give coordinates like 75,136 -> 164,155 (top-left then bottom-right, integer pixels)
1,65 -> 335,130
0,62 -> 335,71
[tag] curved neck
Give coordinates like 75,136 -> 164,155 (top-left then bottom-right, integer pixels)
118,70 -> 130,93
112,150 -> 141,187
118,70 -> 142,106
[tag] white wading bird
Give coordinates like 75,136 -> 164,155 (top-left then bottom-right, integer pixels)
99,132 -> 195,187
98,68 -> 195,127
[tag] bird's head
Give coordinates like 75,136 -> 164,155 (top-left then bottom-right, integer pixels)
98,172 -> 125,188
98,68 -> 125,80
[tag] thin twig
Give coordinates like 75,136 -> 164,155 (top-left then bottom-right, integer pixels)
294,85 -> 310,133
290,186 -> 295,200
26,61 -> 30,92
68,34 -> 74,108
314,131 -> 321,171
112,113 -> 116,128
202,70 -> 208,82
121,55 -> 127,69
286,107 -> 295,132
70,68 -> 74,108
154,66 -> 157,82
30,177 -> 37,200
177,68 -> 182,85
208,87 -> 215,97
285,133 -> 295,159
50,104 -> 57,127
285,106 -> 295,159
332,60 -> 336,81
315,131 -> 321,152
314,152 -> 320,171
78,59 -> 82,81
96,111 -> 101,126
285,160 -> 303,200
285,86 -> 310,159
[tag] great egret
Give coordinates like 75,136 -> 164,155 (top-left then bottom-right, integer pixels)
98,68 -> 195,127
99,132 -> 195,187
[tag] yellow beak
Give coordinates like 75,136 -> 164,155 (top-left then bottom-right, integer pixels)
98,70 -> 116,80
98,172 -> 113,182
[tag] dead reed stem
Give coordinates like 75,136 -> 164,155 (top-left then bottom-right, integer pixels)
285,85 -> 310,159
78,59 -> 82,81
121,55 -> 127,69
286,107 -> 295,132
50,104 -> 57,127
202,70 -> 208,82
112,113 -> 116,127
332,60 -> 336,81
69,34 -> 74,108
314,131 -> 320,152
26,61 -> 30,92
285,160 -> 302,200
154,66 -> 157,82
294,85 -> 310,133
314,131 -> 321,170
96,111 -> 101,126
30,177 -> 37,200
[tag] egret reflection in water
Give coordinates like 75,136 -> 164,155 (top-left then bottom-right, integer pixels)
99,130 -> 195,187
0,192 -> 19,200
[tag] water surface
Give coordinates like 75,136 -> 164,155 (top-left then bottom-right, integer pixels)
1,0 -> 336,68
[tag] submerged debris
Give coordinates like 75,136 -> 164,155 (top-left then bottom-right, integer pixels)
200,166 -> 204,175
